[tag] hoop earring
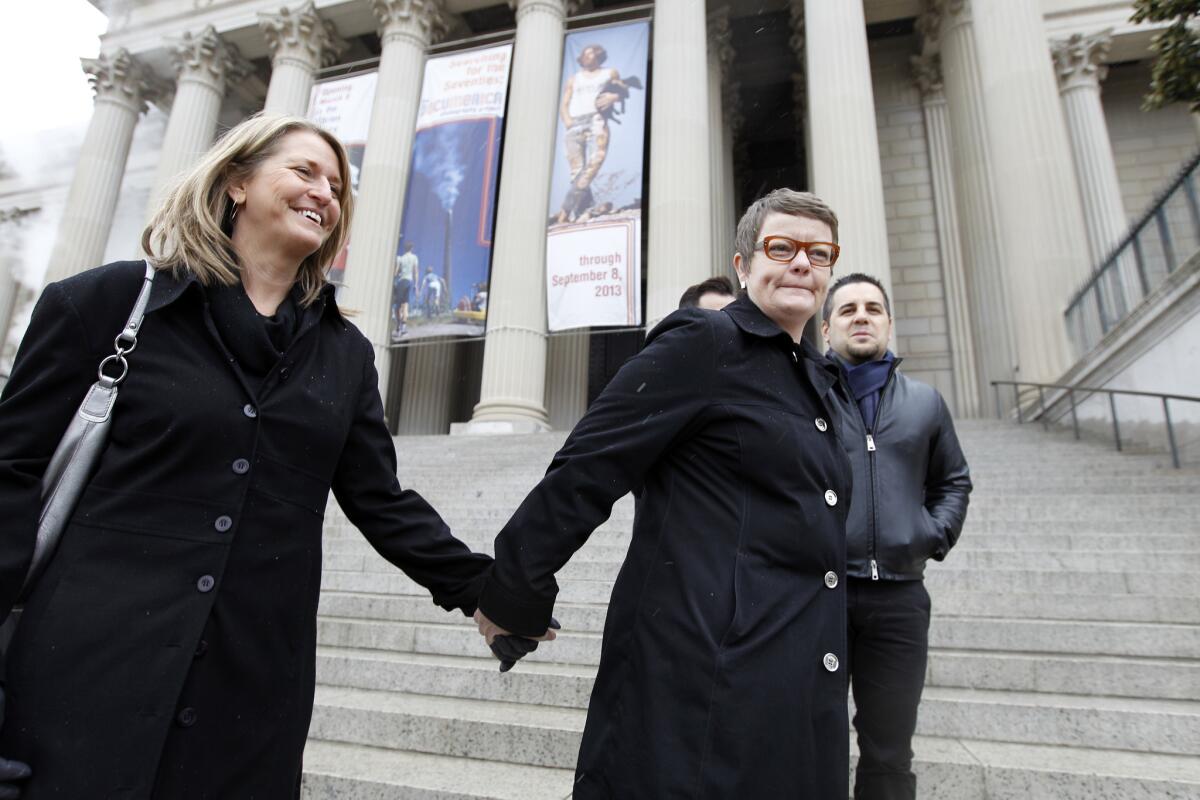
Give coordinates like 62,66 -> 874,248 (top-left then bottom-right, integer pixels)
230,203 -> 239,223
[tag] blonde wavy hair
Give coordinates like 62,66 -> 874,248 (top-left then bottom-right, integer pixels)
141,113 -> 354,307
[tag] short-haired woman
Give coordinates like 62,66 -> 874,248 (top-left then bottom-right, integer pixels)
0,114 -> 496,798
474,189 -> 854,797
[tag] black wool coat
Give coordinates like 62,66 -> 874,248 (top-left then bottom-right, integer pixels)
0,261 -> 491,799
478,295 -> 854,799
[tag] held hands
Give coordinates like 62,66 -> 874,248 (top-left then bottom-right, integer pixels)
0,686 -> 31,798
473,610 -> 560,673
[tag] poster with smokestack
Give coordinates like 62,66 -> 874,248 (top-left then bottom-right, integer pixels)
391,43 -> 513,342
545,20 -> 648,331
307,70 -> 378,286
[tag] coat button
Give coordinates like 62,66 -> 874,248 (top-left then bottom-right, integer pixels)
197,575 -> 215,593
824,571 -> 838,589
279,366 -> 291,381
194,639 -> 208,658
815,417 -> 828,432
176,707 -> 197,727
824,489 -> 838,507
214,515 -> 233,532
823,653 -> 839,672
232,458 -> 250,475
243,403 -> 258,418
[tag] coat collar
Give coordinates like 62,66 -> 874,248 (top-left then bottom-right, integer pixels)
722,294 -> 842,382
145,265 -> 347,328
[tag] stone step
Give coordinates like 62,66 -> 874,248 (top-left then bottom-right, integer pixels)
320,565 -> 1200,602
307,681 -> 1198,769
314,640 -> 1197,709
314,613 -> 1200,671
301,735 -> 1200,800
321,547 -> 1200,576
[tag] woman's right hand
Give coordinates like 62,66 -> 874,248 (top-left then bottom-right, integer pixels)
473,610 -> 559,673
0,686 -> 31,798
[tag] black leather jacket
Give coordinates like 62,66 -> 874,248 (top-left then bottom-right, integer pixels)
826,356 -> 973,580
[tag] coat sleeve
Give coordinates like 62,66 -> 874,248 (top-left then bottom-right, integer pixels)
0,284 -> 100,616
478,310 -> 718,636
331,340 -> 493,616
924,393 -> 972,560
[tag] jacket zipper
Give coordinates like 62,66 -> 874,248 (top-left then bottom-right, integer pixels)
866,362 -> 900,581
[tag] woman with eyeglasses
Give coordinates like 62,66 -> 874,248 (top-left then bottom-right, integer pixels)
473,188 -> 854,797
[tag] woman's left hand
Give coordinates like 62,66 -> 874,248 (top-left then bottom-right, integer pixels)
473,610 -> 559,672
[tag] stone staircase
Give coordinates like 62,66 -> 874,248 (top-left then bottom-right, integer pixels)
301,420 -> 1200,799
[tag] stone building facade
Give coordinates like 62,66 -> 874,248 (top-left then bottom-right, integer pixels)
1,0 -> 1197,432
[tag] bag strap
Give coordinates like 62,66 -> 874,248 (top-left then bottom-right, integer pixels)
97,261 -> 156,388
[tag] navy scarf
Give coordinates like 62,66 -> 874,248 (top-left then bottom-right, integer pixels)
832,350 -> 895,429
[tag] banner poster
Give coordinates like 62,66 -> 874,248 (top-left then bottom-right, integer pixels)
546,20 -> 649,332
391,43 -> 513,342
307,71 -> 378,285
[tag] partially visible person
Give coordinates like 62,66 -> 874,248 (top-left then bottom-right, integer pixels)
420,266 -> 444,317
678,275 -> 736,310
392,242 -> 418,339
472,189 -> 854,798
0,113 -> 518,798
821,272 -> 972,800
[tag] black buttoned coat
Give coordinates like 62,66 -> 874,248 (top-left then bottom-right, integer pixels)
0,260 -> 491,798
478,295 -> 854,798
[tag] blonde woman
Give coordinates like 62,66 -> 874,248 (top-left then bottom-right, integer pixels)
0,114 -> 497,798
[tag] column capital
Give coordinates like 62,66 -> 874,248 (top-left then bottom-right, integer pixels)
372,0 -> 449,47
81,48 -> 165,114
259,1 -> 347,71
915,0 -> 943,52
911,52 -> 945,102
170,26 -> 252,93
507,0 -> 585,23
1051,30 -> 1112,92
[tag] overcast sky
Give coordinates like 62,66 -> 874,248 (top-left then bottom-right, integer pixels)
0,0 -> 108,167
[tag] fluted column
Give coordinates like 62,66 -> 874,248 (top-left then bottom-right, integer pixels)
398,339 -> 459,434
707,6 -> 736,277
148,27 -> 250,210
45,49 -> 159,283
645,0 -> 713,328
468,0 -> 579,431
913,53 -> 980,417
342,0 -> 447,393
546,332 -> 589,430
935,0 -> 1015,414
801,0 -> 892,299
260,0 -> 347,115
1051,30 -> 1135,317
969,0 -> 1091,381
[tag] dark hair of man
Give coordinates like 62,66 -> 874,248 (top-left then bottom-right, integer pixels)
822,272 -> 892,321
733,188 -> 839,268
678,276 -> 736,309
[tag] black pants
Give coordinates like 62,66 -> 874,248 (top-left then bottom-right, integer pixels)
846,577 -> 931,800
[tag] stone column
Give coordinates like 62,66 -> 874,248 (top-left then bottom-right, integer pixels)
147,27 -> 250,214
260,0 -> 347,115
707,6 -> 736,278
912,53 -> 980,417
341,0 -> 447,393
801,0 -> 892,299
935,0 -> 1016,414
397,339 -> 459,434
546,331 -> 589,430
969,0 -> 1092,381
645,0 -> 713,328
1051,30 -> 1134,316
45,49 -> 159,284
467,0 -> 580,432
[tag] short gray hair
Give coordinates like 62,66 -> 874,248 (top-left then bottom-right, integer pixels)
734,189 -> 839,267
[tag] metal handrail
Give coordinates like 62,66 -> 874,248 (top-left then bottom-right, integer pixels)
991,379 -> 1200,469
1064,151 -> 1200,349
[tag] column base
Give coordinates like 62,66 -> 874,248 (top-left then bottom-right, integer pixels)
450,418 -> 551,436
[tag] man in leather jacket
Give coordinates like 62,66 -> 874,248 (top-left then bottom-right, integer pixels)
822,273 -> 972,800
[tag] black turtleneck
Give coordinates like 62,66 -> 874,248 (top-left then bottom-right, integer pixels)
206,280 -> 305,394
